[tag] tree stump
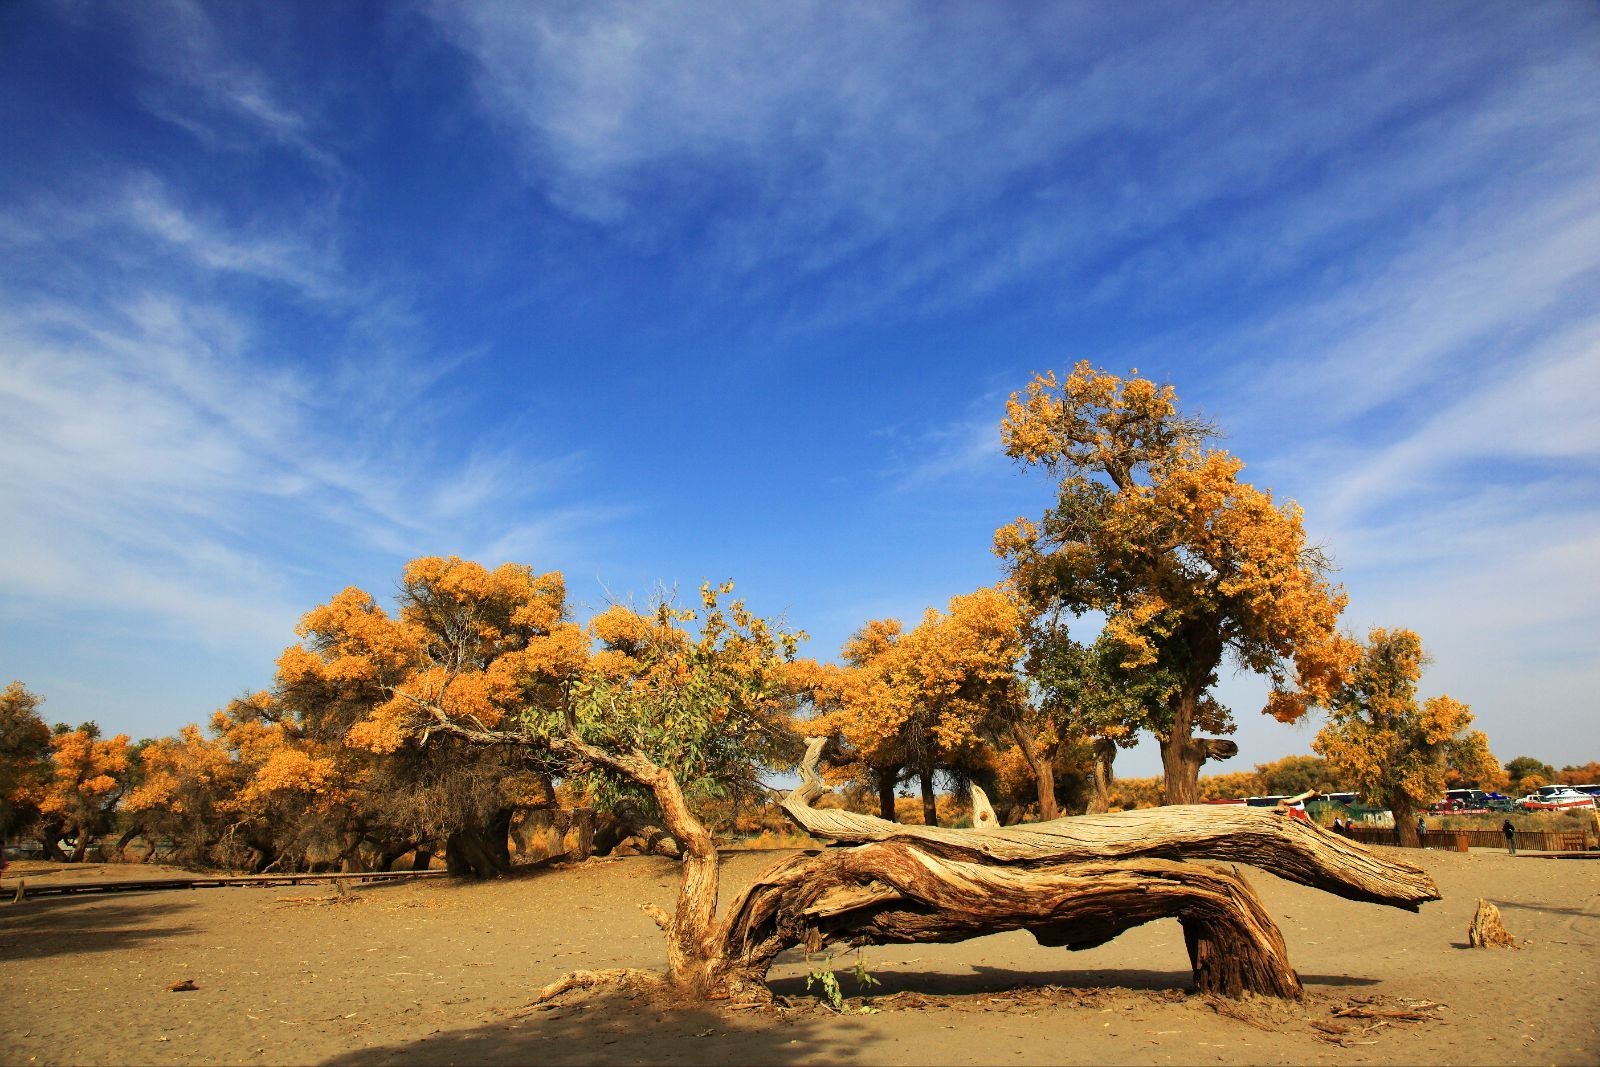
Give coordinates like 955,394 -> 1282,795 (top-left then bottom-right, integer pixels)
1467,898 -> 1517,948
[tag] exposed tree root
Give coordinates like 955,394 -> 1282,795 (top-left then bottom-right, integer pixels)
533,968 -> 666,1005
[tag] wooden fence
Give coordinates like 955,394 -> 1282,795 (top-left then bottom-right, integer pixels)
1342,826 -> 1588,852
1,868 -> 447,903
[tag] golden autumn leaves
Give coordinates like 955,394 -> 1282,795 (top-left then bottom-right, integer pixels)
1,359 -> 1497,853
994,361 -> 1369,802
199,361 -> 1489,817
1312,628 -> 1498,843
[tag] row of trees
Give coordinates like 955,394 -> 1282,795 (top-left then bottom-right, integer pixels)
0,363 -> 1535,868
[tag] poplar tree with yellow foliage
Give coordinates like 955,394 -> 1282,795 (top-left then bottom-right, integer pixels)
0,681 -> 52,862
808,587 -> 1024,825
275,556 -> 587,876
1313,628 -> 1498,848
997,362 -> 1355,804
39,722 -> 131,861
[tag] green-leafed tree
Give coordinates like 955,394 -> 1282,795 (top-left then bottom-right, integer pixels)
1504,756 -> 1556,797
1255,755 -> 1330,797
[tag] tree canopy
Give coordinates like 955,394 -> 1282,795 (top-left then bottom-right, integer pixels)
1313,628 -> 1498,846
0,681 -> 51,853
996,362 -> 1356,802
804,586 -> 1024,824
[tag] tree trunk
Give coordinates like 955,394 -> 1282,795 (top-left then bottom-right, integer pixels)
780,739 -> 1439,910
1391,796 -> 1419,848
1160,705 -> 1238,806
411,846 -> 434,872
1088,738 -> 1116,814
875,768 -> 898,822
1012,723 -> 1059,821
525,735 -> 1439,1009
553,732 -> 729,995
486,807 -> 514,869
445,826 -> 511,879
1160,629 -> 1227,805
919,768 -> 939,827
698,740 -> 1441,1003
377,842 -> 415,872
1160,689 -> 1205,805
337,830 -> 368,874
571,807 -> 596,860
69,821 -> 90,863
113,825 -> 143,862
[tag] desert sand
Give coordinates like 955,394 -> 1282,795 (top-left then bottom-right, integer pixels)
1,846 -> 1595,1066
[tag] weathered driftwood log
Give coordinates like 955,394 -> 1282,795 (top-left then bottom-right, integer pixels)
713,844 -> 1301,999
781,739 -> 1439,910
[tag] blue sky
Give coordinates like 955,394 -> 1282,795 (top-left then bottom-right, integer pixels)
2,1 -> 1596,777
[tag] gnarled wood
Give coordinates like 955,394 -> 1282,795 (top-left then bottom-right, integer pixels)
711,844 -> 1301,999
783,738 -> 1438,910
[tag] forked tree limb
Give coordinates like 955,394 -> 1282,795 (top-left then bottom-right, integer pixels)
783,739 -> 1438,910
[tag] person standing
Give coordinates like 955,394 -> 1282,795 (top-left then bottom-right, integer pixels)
1416,814 -> 1427,846
1503,817 -> 1517,855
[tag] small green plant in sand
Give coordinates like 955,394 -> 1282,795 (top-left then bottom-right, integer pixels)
804,947 -> 881,1013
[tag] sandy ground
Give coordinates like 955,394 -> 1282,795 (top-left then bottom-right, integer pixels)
1,847 -> 1595,1066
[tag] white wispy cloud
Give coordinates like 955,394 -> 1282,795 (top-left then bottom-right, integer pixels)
428,2 -> 1600,329
106,0 -> 341,170
0,174 -> 611,652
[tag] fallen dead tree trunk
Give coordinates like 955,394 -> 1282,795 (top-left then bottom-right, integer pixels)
683,740 -> 1440,1002
712,844 -> 1301,999
499,729 -> 1439,1005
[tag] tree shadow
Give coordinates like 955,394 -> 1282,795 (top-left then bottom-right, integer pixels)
1494,900 -> 1598,920
324,992 -> 871,1067
766,963 -> 1377,1000
0,896 -> 196,961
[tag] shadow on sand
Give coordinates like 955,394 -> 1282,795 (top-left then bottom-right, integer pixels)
0,895 -> 197,960
324,992 -> 871,1067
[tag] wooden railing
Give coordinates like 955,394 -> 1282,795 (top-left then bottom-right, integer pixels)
1341,826 -> 1588,852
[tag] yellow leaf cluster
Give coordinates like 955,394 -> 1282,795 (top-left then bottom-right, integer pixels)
810,586 -> 1024,777
40,726 -> 131,820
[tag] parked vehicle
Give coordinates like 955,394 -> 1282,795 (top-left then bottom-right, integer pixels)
1444,788 -> 1490,811
1242,795 -> 1310,821
1515,788 -> 1596,811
